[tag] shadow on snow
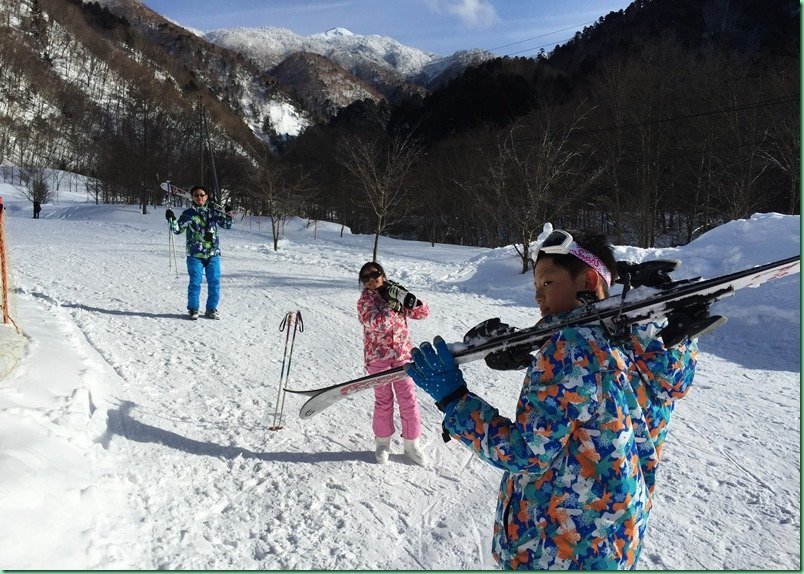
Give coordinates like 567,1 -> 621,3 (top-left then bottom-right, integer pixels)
100,400 -> 374,464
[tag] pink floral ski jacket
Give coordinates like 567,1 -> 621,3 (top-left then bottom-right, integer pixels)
357,287 -> 429,368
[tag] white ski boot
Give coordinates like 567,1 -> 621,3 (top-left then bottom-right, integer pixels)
404,438 -> 429,467
375,436 -> 391,465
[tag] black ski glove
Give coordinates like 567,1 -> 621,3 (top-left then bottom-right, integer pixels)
660,301 -> 724,348
224,204 -> 233,215
615,259 -> 680,289
463,318 -> 533,371
165,209 -> 175,221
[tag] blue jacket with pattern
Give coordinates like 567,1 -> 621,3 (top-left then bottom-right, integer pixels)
169,204 -> 233,258
445,316 -> 651,569
625,321 -> 698,490
442,310 -> 696,570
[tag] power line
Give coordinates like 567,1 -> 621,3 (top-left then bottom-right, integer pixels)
504,35 -> 575,56
576,96 -> 797,135
432,96 -> 797,152
487,20 -> 596,52
613,134 -> 793,168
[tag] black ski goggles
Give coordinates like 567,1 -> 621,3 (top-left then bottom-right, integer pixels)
539,230 -> 613,286
360,270 -> 383,283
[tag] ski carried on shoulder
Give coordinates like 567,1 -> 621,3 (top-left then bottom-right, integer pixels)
160,181 -> 230,216
286,255 -> 800,419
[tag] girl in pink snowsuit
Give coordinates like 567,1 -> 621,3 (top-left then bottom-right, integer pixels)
357,262 -> 430,465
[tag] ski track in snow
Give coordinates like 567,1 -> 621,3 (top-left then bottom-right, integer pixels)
1,203 -> 799,569
6,215 -> 508,569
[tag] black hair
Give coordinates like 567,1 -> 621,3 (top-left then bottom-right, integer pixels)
358,261 -> 386,287
535,230 -> 618,295
190,185 -> 207,194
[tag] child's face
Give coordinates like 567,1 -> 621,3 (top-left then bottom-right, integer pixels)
360,268 -> 385,290
533,258 -> 589,317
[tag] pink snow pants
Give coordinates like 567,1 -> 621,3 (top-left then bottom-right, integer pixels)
367,358 -> 422,440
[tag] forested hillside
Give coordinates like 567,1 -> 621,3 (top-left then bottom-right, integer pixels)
284,0 -> 798,262
0,0 -> 309,209
1,0 -> 798,261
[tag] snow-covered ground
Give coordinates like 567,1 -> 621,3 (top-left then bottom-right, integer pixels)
0,179 -> 799,569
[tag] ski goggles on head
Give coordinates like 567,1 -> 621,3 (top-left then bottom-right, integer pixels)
539,230 -> 613,286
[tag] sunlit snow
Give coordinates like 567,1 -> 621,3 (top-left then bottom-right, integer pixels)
0,173 -> 799,569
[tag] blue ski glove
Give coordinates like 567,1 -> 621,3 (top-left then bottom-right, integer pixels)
404,336 -> 468,413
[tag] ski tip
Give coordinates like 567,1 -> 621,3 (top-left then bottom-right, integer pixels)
300,406 -> 317,419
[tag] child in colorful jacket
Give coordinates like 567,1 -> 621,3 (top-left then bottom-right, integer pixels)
357,261 -> 430,465
626,321 -> 698,494
405,230 -> 696,569
166,185 -> 233,320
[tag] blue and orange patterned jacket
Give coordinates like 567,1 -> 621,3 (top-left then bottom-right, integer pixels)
170,204 -> 233,258
625,321 -> 698,495
443,311 -> 696,570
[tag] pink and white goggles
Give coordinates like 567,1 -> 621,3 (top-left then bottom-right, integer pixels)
539,230 -> 613,286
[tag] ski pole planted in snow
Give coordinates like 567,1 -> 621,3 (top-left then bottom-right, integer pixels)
167,225 -> 179,278
270,310 -> 304,430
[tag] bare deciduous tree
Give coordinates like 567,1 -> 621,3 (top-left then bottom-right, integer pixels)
589,56 -> 631,243
486,103 -> 603,273
250,152 -> 312,251
760,67 -> 800,215
337,133 -> 421,261
17,164 -> 53,206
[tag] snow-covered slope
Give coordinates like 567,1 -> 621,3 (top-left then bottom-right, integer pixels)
0,173 -> 799,569
78,0 -> 311,140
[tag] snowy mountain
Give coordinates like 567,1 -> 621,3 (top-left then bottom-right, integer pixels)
81,0 -> 312,140
270,51 -> 384,119
206,26 -> 430,78
0,0 -> 312,187
204,26 -> 494,103
0,169 -> 800,569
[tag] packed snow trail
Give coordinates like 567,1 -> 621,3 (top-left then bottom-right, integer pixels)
0,190 -> 799,569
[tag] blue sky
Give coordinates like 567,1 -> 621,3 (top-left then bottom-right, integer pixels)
140,0 -> 633,56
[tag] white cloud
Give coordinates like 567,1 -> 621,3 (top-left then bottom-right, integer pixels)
425,0 -> 499,29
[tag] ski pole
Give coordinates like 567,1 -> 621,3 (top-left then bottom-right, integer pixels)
168,225 -> 179,278
272,311 -> 294,429
270,311 -> 298,430
270,310 -> 304,430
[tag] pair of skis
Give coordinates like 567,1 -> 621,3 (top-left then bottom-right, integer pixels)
285,255 -> 800,419
160,181 -> 231,217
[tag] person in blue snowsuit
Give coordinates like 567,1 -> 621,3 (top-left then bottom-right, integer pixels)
405,230 -> 698,570
166,185 -> 233,320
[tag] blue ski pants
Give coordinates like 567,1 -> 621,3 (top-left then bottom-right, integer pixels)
186,256 -> 221,312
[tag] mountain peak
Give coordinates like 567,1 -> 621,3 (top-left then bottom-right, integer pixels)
324,27 -> 354,37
